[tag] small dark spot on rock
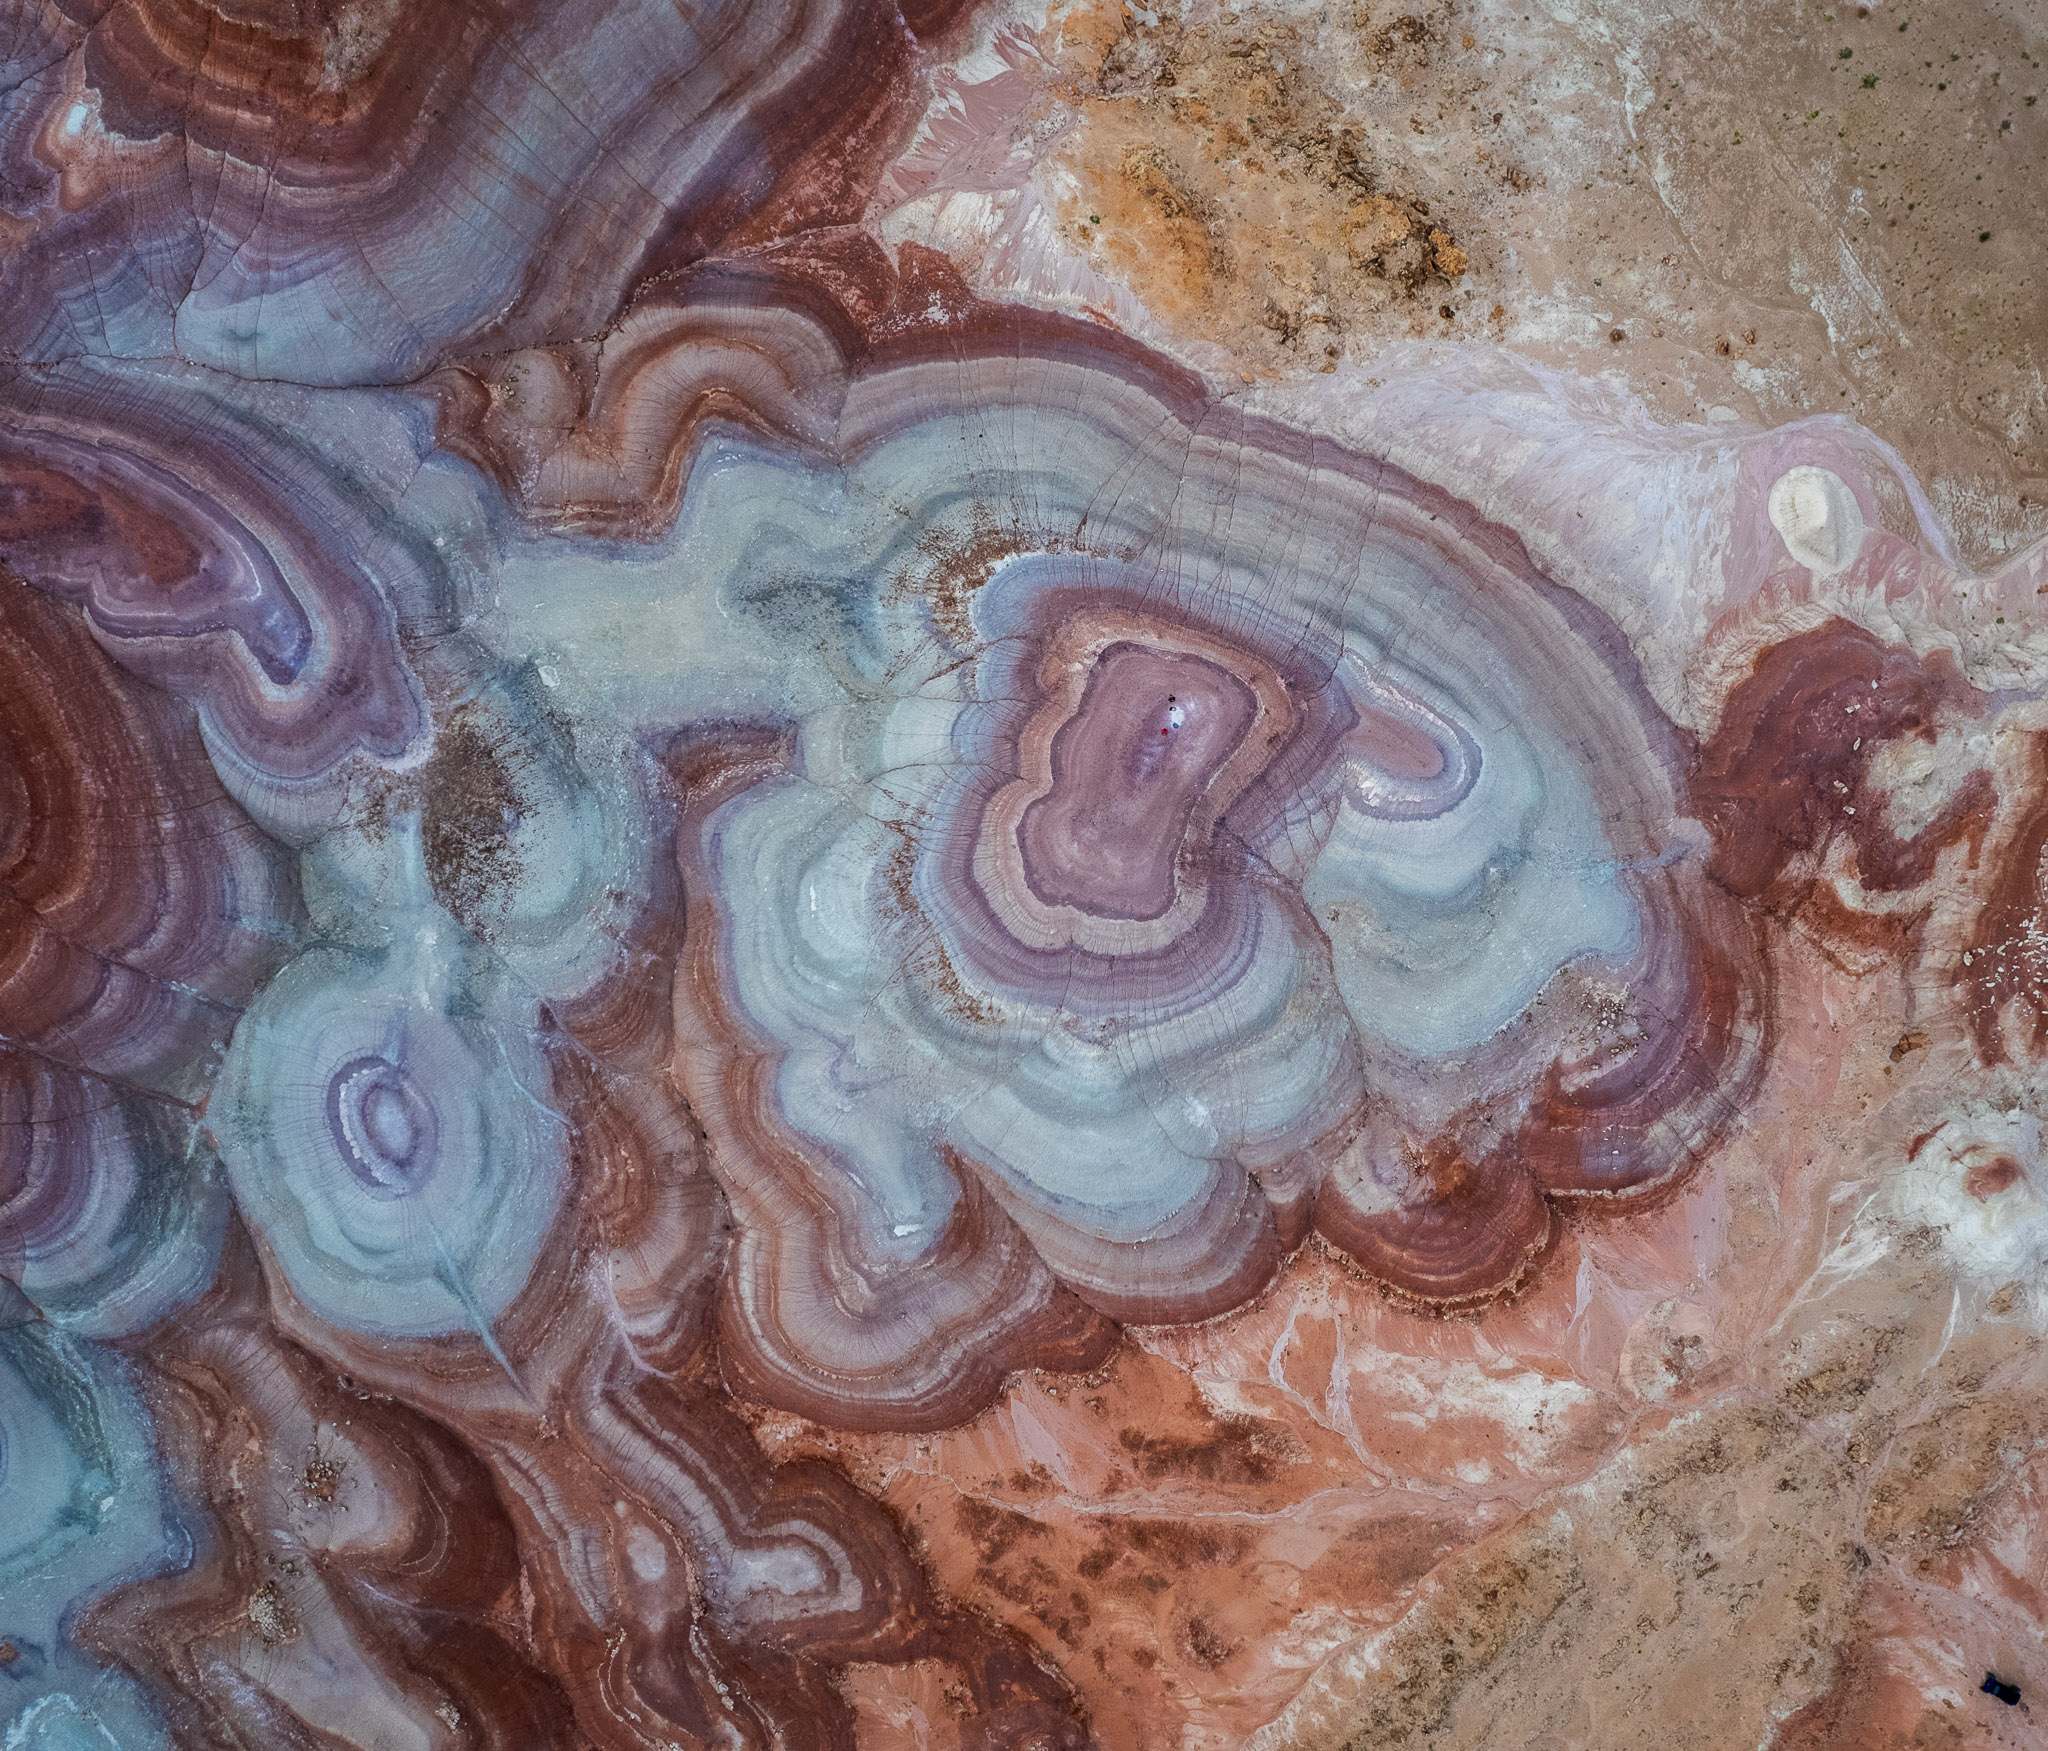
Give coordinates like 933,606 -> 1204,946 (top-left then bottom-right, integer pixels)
1180,1611 -> 1238,1670
1117,1418 -> 1285,1485
956,1496 -> 1050,1567
301,1454 -> 344,1504
423,710 -> 526,933
247,1579 -> 299,1646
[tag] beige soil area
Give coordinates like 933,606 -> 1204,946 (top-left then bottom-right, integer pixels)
885,0 -> 2048,567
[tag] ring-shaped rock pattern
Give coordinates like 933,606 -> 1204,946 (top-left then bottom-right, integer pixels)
529,315 -> 1769,1429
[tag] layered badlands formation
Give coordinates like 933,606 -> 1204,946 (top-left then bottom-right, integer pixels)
0,0 -> 2044,1746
